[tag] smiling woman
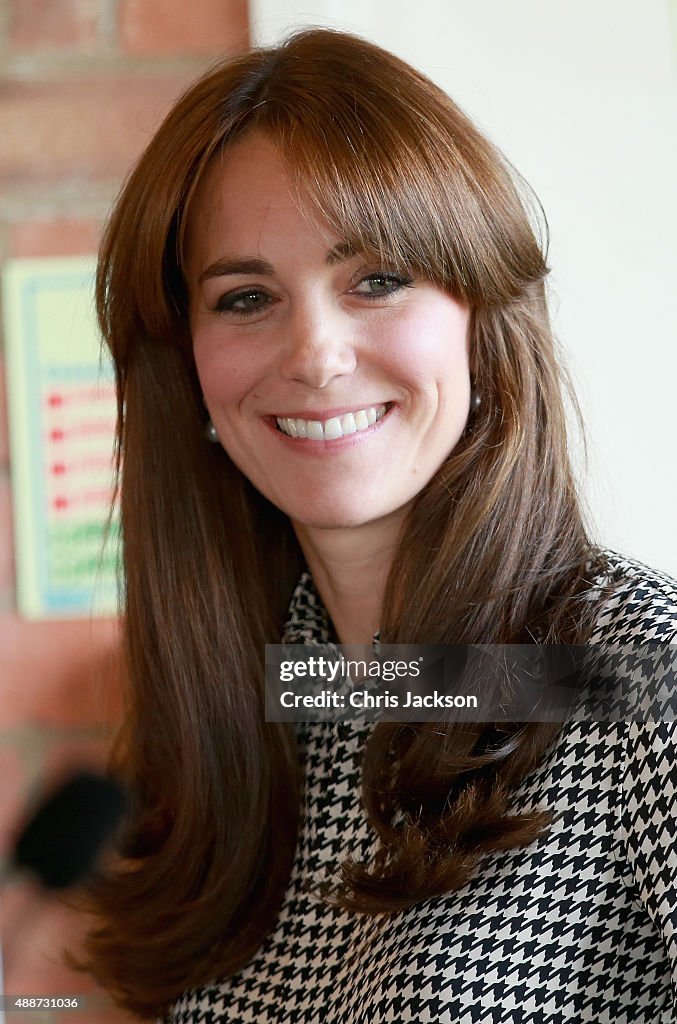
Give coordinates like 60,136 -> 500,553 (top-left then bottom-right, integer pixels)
71,26 -> 677,1024
186,132 -> 472,578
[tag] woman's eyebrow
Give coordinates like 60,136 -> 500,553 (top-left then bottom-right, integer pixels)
325,240 -> 358,266
198,242 -> 359,285
199,256 -> 272,284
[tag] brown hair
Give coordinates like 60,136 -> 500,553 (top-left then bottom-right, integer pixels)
72,27 -> 620,1019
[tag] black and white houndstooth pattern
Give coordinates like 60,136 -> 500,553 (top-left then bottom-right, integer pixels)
164,549 -> 677,1023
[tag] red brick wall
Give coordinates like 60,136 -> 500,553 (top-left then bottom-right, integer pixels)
0,2 -> 249,1021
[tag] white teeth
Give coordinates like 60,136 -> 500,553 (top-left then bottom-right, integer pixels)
306,420 -> 324,440
323,417 -> 343,440
275,403 -> 389,440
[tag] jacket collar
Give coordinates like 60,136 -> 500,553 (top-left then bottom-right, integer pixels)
282,569 -> 381,651
281,570 -> 332,645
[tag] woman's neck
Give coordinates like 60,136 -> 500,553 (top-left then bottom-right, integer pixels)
292,509 -> 409,644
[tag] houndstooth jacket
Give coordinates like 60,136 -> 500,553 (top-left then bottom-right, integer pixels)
164,549 -> 677,1024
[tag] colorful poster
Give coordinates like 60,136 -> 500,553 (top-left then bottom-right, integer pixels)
2,257 -> 119,618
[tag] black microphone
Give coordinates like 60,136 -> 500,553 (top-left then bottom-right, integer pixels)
8,770 -> 128,890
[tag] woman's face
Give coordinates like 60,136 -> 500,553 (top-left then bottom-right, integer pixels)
186,132 -> 472,531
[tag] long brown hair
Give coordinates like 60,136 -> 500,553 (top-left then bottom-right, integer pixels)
72,27 -> 620,1019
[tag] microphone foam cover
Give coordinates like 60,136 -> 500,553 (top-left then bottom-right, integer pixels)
13,770 -> 128,890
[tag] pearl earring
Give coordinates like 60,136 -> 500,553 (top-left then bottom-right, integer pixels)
204,419 -> 220,443
470,389 -> 481,411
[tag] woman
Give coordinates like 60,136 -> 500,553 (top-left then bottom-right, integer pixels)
76,27 -> 677,1023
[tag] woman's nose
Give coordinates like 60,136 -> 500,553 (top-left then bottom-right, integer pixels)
277,302 -> 357,389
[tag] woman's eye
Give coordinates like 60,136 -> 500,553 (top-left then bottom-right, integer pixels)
353,272 -> 414,298
214,288 -> 272,317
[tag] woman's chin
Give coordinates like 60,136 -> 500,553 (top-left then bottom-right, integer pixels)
287,507 -> 380,531
284,498 -> 413,534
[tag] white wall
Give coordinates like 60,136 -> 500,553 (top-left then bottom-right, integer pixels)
249,0 -> 677,576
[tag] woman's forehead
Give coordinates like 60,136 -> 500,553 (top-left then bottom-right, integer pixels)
183,133 -> 348,270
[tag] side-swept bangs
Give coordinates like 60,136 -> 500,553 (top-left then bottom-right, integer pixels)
99,29 -> 551,367
174,29 -> 548,319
